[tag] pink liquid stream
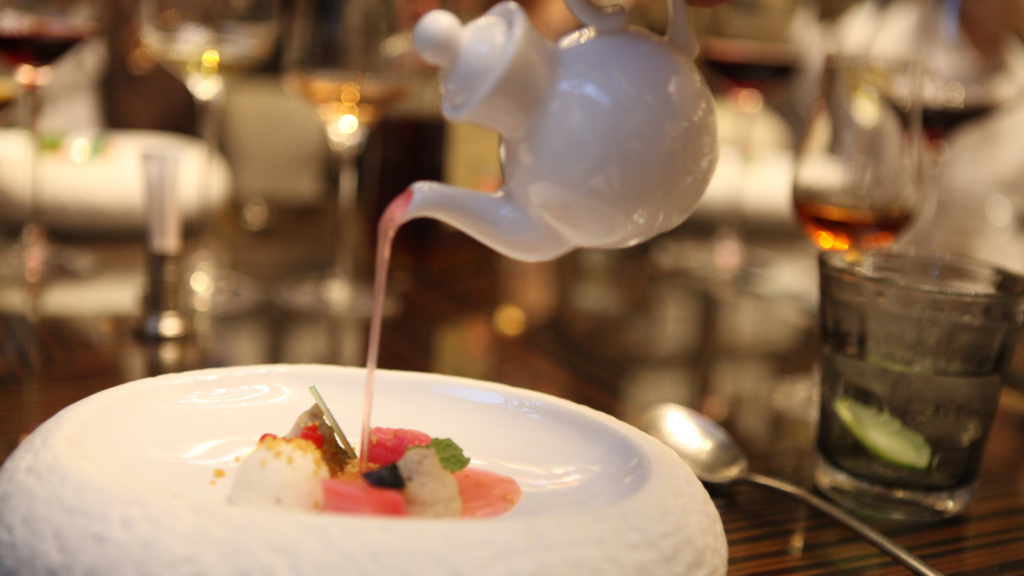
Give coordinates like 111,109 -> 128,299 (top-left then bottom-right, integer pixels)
358,188 -> 413,472
354,189 -> 522,519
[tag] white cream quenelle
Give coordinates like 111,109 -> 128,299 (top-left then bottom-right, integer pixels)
407,0 -> 718,261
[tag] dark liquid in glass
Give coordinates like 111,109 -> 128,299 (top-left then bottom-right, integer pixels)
922,105 -> 995,142
0,31 -> 88,67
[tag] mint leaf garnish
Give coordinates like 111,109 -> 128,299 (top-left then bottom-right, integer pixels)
409,438 -> 470,472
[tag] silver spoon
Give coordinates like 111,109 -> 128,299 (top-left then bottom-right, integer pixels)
642,402 -> 943,576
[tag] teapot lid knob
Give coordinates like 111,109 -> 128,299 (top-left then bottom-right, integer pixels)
413,9 -> 463,68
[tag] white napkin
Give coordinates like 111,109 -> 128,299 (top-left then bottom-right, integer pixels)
0,269 -> 143,316
0,129 -> 231,234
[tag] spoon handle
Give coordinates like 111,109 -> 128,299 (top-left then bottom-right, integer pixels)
744,473 -> 944,576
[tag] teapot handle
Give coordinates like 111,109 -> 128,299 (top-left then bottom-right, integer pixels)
563,0 -> 699,60
666,0 -> 700,59
562,0 -> 628,32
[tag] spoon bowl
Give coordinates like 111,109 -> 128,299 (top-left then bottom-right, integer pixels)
641,402 -> 748,484
642,402 -> 943,576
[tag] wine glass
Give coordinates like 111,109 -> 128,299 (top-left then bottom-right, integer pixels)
688,0 -> 813,282
792,55 -> 925,252
278,0 -> 412,316
897,0 -> 1024,263
138,0 -> 279,315
0,0 -> 97,283
914,0 -> 1024,143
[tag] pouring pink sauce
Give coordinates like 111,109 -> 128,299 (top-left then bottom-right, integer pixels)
359,188 -> 412,474
327,189 -> 521,519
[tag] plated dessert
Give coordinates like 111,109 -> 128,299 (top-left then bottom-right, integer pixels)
229,397 -> 522,519
0,364 -> 727,576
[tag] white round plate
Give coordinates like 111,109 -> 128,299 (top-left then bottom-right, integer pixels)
0,364 -> 726,576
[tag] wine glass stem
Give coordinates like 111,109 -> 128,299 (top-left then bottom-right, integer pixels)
193,85 -> 226,247
713,96 -> 757,281
183,77 -> 227,311
20,78 -> 46,282
333,152 -> 360,284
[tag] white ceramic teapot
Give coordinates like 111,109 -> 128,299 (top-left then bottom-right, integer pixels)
405,0 -> 717,261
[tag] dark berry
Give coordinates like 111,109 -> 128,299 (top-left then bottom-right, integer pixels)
363,463 -> 405,489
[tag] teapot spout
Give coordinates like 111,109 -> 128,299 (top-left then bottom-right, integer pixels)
403,181 -> 574,262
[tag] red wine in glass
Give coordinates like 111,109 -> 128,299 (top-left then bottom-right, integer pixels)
700,37 -> 797,91
921,104 -> 995,143
887,92 -> 995,144
0,26 -> 91,68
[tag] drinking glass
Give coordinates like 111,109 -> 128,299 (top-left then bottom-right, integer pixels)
279,0 -> 411,315
793,56 -> 925,251
0,0 -> 97,283
815,249 -> 1024,520
139,0 -> 279,315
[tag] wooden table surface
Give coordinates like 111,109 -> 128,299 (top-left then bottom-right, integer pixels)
2,210 -> 1024,575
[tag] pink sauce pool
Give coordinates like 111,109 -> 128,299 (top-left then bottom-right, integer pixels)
322,478 -> 407,516
321,466 -> 521,519
456,468 -> 522,519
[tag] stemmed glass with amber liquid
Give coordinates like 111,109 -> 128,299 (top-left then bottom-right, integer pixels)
279,0 -> 411,316
139,0 -> 279,315
793,56 -> 924,251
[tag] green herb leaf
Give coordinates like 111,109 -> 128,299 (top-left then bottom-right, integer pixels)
410,438 -> 471,472
39,134 -> 63,152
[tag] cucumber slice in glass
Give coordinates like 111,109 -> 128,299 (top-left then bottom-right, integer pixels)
833,396 -> 932,470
